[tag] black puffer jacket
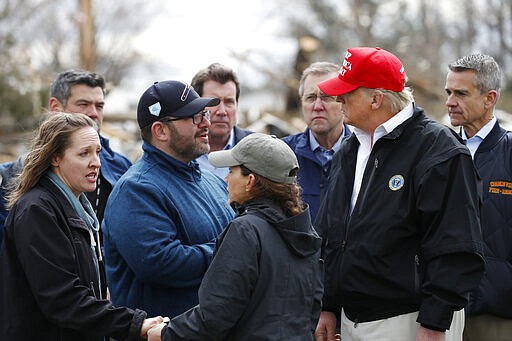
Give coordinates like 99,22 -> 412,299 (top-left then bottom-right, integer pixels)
0,176 -> 146,341
163,199 -> 323,341
466,121 -> 512,318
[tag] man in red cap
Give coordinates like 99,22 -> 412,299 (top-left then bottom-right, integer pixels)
314,47 -> 484,341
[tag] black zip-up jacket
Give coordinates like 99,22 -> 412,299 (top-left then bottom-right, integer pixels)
0,176 -> 146,341
162,199 -> 323,340
316,106 -> 484,331
466,121 -> 512,318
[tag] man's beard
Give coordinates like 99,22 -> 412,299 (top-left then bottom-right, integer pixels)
167,123 -> 210,161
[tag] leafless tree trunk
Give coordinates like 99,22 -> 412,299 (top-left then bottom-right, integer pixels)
79,0 -> 96,71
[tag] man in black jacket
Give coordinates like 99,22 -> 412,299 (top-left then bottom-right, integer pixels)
314,47 -> 484,341
0,70 -> 132,244
191,63 -> 252,179
445,53 -> 512,341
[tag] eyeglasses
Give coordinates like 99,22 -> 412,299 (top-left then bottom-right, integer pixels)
302,93 -> 337,104
161,110 -> 211,125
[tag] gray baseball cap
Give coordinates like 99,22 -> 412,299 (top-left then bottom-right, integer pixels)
208,133 -> 299,184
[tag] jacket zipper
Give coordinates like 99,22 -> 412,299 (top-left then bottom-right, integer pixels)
341,185 -> 352,253
341,157 -> 379,252
340,152 -> 379,252
88,229 -> 103,299
414,254 -> 420,297
90,281 -> 97,297
357,157 -> 379,216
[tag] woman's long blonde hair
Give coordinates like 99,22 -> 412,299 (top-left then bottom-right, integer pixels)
6,113 -> 97,209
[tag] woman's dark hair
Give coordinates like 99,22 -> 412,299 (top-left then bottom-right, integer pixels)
240,165 -> 303,217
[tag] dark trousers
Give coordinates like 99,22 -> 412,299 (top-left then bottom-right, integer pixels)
463,314 -> 512,341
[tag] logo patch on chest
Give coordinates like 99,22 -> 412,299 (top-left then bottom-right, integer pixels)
388,174 -> 405,191
488,180 -> 512,195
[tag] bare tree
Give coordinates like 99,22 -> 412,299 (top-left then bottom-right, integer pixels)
2,0 -> 511,127
275,0 -> 511,118
0,0 -> 161,123
0,0 -> 56,124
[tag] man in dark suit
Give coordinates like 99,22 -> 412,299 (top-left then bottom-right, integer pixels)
191,63 -> 252,179
445,53 -> 512,341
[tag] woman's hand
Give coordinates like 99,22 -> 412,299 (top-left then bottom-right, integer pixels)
147,322 -> 167,341
141,316 -> 165,338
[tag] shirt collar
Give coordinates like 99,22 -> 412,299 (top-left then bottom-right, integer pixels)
353,102 -> 414,147
195,128 -> 235,178
461,115 -> 496,141
379,102 -> 414,135
308,126 -> 345,153
224,128 -> 235,150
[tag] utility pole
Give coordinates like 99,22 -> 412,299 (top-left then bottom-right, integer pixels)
79,0 -> 96,70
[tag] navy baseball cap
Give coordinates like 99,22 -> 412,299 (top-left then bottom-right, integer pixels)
137,80 -> 220,128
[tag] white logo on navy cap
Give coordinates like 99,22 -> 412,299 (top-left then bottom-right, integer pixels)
148,102 -> 161,117
181,83 -> 191,101
388,174 -> 404,191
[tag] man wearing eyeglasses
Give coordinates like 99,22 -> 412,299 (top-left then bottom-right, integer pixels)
282,62 -> 351,223
102,80 -> 235,319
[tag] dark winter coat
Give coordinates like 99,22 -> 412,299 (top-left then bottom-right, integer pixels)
465,121 -> 512,318
162,199 -> 323,341
317,106 -> 484,331
0,176 -> 145,341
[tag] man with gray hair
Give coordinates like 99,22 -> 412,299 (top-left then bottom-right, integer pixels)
445,53 -> 512,341
283,61 -> 351,223
0,69 -> 131,242
314,47 -> 484,341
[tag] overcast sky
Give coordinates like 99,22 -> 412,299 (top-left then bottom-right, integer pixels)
106,0 -> 294,113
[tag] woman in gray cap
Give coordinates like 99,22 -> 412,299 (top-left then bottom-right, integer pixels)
148,133 -> 323,341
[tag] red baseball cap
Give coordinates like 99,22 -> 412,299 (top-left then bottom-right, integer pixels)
319,47 -> 406,96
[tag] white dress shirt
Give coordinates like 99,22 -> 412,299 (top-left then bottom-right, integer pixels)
461,116 -> 496,159
350,103 -> 414,212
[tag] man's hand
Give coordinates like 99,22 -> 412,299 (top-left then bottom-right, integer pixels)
416,326 -> 445,341
140,316 -> 165,338
315,311 -> 340,341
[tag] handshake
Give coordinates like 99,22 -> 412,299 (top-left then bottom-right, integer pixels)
142,316 -> 170,340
